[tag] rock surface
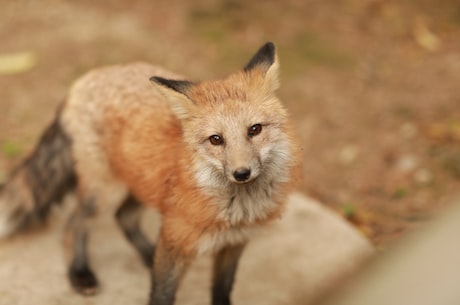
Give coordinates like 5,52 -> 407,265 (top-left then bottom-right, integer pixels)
0,192 -> 373,305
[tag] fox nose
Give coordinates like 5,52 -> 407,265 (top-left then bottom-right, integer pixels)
233,168 -> 251,182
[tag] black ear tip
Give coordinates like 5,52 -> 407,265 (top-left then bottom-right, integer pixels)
256,42 -> 276,58
244,41 -> 277,71
263,42 -> 276,52
150,76 -> 194,95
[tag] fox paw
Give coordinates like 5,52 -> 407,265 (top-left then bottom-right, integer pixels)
69,266 -> 99,296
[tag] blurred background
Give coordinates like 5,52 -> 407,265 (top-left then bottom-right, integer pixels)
1,0 -> 460,248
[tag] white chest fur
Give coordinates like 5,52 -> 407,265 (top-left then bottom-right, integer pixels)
196,183 -> 278,255
196,226 -> 252,255
216,180 -> 278,226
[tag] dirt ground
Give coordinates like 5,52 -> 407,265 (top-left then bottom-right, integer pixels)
1,0 -> 460,247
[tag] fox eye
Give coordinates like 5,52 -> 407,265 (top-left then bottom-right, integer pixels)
209,134 -> 224,145
248,124 -> 262,137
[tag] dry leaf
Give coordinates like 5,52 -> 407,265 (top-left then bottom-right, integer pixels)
427,122 -> 460,142
0,51 -> 37,75
413,17 -> 441,52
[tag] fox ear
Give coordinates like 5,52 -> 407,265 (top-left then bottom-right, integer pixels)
244,42 -> 276,72
150,76 -> 196,120
244,42 -> 280,92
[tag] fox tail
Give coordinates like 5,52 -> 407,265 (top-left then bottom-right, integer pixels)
0,107 -> 76,238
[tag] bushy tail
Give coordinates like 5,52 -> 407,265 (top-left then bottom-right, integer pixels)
0,108 -> 76,238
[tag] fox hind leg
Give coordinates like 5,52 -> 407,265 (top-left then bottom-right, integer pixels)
115,194 -> 155,267
64,196 -> 99,295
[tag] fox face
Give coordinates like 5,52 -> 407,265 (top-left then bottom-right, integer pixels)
183,80 -> 290,188
152,43 -> 292,193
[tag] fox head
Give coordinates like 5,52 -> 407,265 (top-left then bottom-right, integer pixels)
151,42 -> 292,189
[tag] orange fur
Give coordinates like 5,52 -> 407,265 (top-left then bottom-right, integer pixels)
91,67 -> 300,257
56,43 -> 303,303
0,42 -> 302,304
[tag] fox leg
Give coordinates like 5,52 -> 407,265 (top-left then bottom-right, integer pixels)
211,243 -> 247,305
148,232 -> 190,305
115,195 -> 155,267
64,196 -> 99,295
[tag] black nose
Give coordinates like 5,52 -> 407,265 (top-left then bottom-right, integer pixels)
233,168 -> 251,182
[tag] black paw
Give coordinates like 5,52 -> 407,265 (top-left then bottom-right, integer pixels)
212,290 -> 231,305
68,266 -> 99,296
212,299 -> 231,305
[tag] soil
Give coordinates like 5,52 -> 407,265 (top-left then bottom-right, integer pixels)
1,0 -> 460,246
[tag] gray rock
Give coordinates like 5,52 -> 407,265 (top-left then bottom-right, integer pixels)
0,192 -> 373,305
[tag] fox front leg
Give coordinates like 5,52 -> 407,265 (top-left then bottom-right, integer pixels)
148,232 -> 190,305
212,243 -> 246,305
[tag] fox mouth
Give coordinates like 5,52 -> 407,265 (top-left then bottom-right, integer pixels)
232,177 -> 256,185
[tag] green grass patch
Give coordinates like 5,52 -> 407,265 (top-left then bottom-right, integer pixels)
2,140 -> 23,157
342,203 -> 356,218
392,187 -> 408,199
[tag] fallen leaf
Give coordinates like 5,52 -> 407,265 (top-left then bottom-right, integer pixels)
412,17 -> 441,52
0,51 -> 37,75
427,122 -> 460,142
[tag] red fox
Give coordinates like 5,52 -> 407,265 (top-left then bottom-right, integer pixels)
0,42 -> 301,305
